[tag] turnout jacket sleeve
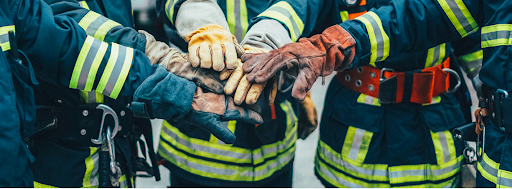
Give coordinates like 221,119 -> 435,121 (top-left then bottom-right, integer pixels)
47,1 -> 147,52
11,0 -> 161,99
339,0 -> 481,68
157,0 -> 229,39
252,0 -> 323,42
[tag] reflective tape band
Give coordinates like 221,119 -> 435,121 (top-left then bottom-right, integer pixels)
424,43 -> 447,68
158,139 -> 254,181
253,145 -> 296,180
69,36 -> 108,91
498,170 -> 512,188
79,90 -> 104,103
33,182 -> 58,188
436,0 -> 478,37
317,140 -> 388,181
315,156 -> 390,187
78,12 -> 121,41
342,126 -> 373,162
388,156 -> 461,183
357,93 -> 381,106
78,1 -> 90,10
165,0 -> 178,24
340,11 -> 349,22
355,12 -> 389,66
477,153 -> 498,183
422,96 -> 442,106
431,130 -> 456,164
159,120 -> 252,163
258,1 -> 304,42
83,147 -> 99,187
96,43 -> 133,99
209,121 -> 236,145
458,49 -> 483,63
0,25 -> 15,52
227,0 -> 249,40
481,24 -> 512,48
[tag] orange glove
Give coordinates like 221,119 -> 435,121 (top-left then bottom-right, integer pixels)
186,24 -> 244,71
242,25 -> 356,100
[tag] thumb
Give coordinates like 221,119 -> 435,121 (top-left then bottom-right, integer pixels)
291,69 -> 316,101
186,111 -> 236,144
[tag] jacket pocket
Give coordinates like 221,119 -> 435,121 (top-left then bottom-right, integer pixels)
420,93 -> 466,132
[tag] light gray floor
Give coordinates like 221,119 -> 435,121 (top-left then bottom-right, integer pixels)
137,72 -> 479,188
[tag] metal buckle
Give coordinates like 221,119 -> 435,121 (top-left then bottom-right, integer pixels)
442,68 -> 461,93
91,104 -> 120,144
379,68 -> 395,82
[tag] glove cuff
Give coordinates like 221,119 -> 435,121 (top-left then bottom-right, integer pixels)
139,30 -> 157,51
185,24 -> 230,42
243,45 -> 270,53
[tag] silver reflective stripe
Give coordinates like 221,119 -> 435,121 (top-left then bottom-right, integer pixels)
426,45 -> 441,68
0,33 -> 8,45
252,129 -> 296,161
480,157 -> 498,177
234,0 -> 243,40
363,95 -> 375,105
162,123 -> 252,160
389,161 -> 460,178
318,164 -> 365,188
251,147 -> 295,177
90,151 -> 100,186
77,38 -> 103,90
320,146 -> 388,177
102,45 -> 127,96
481,30 -> 510,42
88,90 -> 97,103
444,0 -> 476,35
438,131 -> 451,163
348,128 -> 366,160
266,6 -> 300,41
159,145 -> 239,176
85,15 -> 112,37
358,13 -> 386,62
499,177 -> 512,187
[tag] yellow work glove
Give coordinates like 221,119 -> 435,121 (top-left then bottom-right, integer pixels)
186,24 -> 244,71
222,45 -> 278,105
298,91 -> 318,139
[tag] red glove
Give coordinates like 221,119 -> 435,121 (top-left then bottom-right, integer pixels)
242,25 -> 356,100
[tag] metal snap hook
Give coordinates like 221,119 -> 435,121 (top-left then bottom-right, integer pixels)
91,104 -> 120,144
442,68 -> 461,93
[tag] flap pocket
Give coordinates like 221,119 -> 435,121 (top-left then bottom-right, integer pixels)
420,93 -> 466,132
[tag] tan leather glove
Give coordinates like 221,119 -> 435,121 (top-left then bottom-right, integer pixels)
186,24 -> 244,71
140,30 -> 171,65
298,91 -> 318,139
222,45 -> 278,105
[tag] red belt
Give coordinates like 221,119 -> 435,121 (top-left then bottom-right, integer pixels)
336,57 -> 460,104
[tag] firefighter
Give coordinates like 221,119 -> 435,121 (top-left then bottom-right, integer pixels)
25,1 -> 262,188
241,0 -> 489,187
154,0 -> 322,187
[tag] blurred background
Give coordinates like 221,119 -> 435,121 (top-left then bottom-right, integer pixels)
130,0 -> 479,187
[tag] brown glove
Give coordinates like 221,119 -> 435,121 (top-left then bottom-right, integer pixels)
242,25 -> 356,100
298,91 -> 318,139
223,45 -> 278,105
186,24 -> 244,71
140,30 -> 170,65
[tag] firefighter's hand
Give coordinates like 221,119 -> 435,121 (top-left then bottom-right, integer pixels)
222,45 -> 277,105
185,88 -> 263,144
298,91 -> 318,139
186,24 -> 244,71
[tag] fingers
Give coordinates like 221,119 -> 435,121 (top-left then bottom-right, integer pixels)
224,42 -> 238,69
291,68 -> 316,100
224,65 -> 245,95
220,69 -> 235,80
189,45 -> 200,67
211,43 -> 225,71
199,42 -> 212,69
234,75 -> 251,105
187,111 -> 236,144
245,82 -> 266,105
222,97 -> 263,124
242,52 -> 282,83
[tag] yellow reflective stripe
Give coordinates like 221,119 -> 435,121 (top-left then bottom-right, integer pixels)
96,44 -> 133,99
69,36 -> 108,90
209,121 -> 236,145
78,1 -> 90,10
342,126 -> 373,162
239,0 -> 249,39
423,96 -> 442,106
498,170 -> 512,188
391,177 -> 457,188
159,121 -> 252,163
355,12 -> 390,66
226,0 -> 249,40
388,155 -> 462,184
158,139 -> 254,181
477,152 -> 499,184
118,175 -> 128,188
83,147 -> 98,187
0,25 -> 15,51
436,0 -> 478,37
340,11 -> 349,22
165,0 -> 178,25
458,49 -> 483,62
79,90 -> 105,103
254,145 -> 296,181
431,130 -> 456,165
78,12 -> 121,41
481,24 -> 512,48
258,1 -> 304,42
34,181 -> 59,188
356,93 -> 381,106
315,155 -> 390,187
424,43 -> 447,68
317,140 -> 388,181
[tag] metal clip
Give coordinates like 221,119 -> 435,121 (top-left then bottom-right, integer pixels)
91,104 -> 119,144
442,68 -> 461,93
106,126 -> 121,187
379,68 -> 395,82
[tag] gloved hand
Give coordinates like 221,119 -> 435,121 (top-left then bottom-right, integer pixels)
186,87 -> 264,143
242,25 -> 356,100
186,24 -> 244,71
140,30 -> 225,94
223,45 -> 278,105
297,91 -> 318,139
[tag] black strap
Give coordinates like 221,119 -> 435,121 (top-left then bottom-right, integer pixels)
402,71 -> 415,103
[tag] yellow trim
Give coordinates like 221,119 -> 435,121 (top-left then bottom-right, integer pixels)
340,11 -> 349,22
83,147 -> 98,187
70,36 -> 95,89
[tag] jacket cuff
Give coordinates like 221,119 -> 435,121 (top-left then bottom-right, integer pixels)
241,19 -> 293,50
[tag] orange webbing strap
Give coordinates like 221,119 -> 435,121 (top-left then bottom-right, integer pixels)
348,11 -> 367,20
337,57 -> 451,104
255,104 -> 276,127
